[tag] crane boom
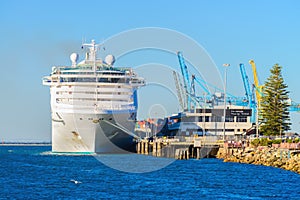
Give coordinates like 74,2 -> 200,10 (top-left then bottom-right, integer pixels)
239,63 -> 256,122
177,51 -> 191,111
239,64 -> 252,105
249,60 -> 262,105
192,75 -> 211,95
176,52 -> 251,110
172,71 -> 186,110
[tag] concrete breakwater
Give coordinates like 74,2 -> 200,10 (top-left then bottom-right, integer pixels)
217,145 -> 300,174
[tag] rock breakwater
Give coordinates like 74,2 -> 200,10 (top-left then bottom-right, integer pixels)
217,145 -> 300,174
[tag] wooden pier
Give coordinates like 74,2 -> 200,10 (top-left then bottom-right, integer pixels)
136,136 -> 222,160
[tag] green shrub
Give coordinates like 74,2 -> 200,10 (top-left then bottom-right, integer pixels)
260,138 -> 269,146
286,139 -> 293,143
251,138 -> 273,146
251,138 -> 260,147
271,139 -> 282,144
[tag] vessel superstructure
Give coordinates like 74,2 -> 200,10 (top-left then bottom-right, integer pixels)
165,105 -> 252,138
43,40 -> 145,153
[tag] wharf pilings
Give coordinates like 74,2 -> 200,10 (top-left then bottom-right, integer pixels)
136,137 -> 221,160
136,137 -> 300,174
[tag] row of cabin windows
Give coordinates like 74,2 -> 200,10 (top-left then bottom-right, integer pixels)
60,77 -> 129,83
56,85 -> 122,88
56,91 -> 131,95
59,72 -> 125,75
56,98 -> 130,102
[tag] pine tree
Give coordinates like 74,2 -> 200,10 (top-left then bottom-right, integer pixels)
259,64 -> 291,136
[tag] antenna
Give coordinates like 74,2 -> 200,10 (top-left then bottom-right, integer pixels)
81,40 -> 102,73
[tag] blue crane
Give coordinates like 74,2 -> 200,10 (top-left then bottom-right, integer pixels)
239,63 -> 256,122
172,71 -> 186,110
239,64 -> 252,104
192,73 -> 248,107
191,75 -> 210,95
191,75 -> 216,106
177,51 -> 192,111
176,52 -> 250,110
289,101 -> 300,112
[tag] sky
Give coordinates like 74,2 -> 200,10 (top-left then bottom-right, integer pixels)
1,0 -> 300,141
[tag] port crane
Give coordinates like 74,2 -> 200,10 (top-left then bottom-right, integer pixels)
239,63 -> 256,122
249,60 -> 264,107
177,51 -> 192,111
190,74 -> 249,107
289,101 -> 300,112
172,70 -> 186,110
177,51 -> 217,110
191,74 -> 211,99
248,60 -> 300,112
175,52 -> 249,110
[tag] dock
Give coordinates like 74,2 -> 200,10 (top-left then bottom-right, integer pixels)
136,136 -> 222,159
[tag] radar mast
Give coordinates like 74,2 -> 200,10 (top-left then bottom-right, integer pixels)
82,39 -> 101,72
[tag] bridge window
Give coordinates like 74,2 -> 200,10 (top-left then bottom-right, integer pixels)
205,116 -> 210,122
99,78 -> 109,82
225,129 -> 235,132
211,115 -> 222,122
225,116 -> 234,122
236,116 -> 247,122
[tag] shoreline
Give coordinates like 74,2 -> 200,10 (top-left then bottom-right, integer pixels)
0,143 -> 51,146
216,145 -> 300,174
2,141 -> 300,175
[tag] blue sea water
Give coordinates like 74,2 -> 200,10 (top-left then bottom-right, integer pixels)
0,146 -> 299,200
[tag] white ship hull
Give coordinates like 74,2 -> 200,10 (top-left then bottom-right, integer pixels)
52,112 -> 136,153
43,40 -> 145,153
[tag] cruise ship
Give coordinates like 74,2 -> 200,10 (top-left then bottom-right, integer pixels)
43,40 -> 145,153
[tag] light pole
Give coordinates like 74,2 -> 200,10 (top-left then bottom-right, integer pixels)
223,64 -> 230,140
